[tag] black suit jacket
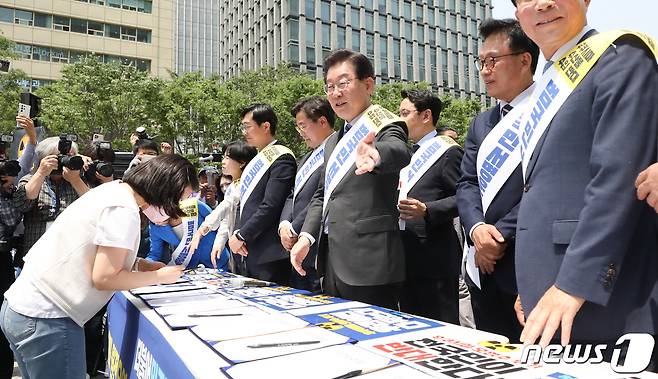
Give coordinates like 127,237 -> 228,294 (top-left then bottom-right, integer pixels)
401,144 -> 464,279
456,105 -> 523,294
280,150 -> 323,270
237,143 -> 296,267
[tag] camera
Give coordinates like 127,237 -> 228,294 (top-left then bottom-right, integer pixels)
0,60 -> 9,73
135,126 -> 149,140
84,141 -> 115,182
55,134 -> 83,174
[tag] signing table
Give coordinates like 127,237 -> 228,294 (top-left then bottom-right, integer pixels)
107,270 -> 657,379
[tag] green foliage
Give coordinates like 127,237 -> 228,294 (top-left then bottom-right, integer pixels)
35,56 -> 165,151
439,96 -> 483,145
0,34 -> 18,60
0,69 -> 29,133
15,56 -> 485,155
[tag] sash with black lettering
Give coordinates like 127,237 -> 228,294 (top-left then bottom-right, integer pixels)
520,30 -> 657,177
240,144 -> 295,216
169,198 -> 198,267
293,136 -> 332,201
323,104 -> 403,213
398,135 -> 459,230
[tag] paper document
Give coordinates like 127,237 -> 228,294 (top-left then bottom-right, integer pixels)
223,344 -> 398,379
465,245 -> 481,289
213,326 -> 350,364
190,311 -> 308,342
144,293 -> 228,308
130,282 -> 203,295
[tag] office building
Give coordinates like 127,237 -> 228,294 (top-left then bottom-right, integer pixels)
0,0 -> 174,90
218,0 -> 492,100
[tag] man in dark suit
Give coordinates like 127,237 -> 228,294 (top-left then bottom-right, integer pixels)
279,96 -> 335,292
456,18 -> 539,342
289,49 -> 411,309
396,89 -> 463,323
512,0 -> 658,361
228,103 -> 296,285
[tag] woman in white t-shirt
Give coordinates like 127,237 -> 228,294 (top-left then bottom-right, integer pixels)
0,154 -> 198,379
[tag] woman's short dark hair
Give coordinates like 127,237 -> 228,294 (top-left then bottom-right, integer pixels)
240,103 -> 278,135
123,154 -> 198,218
322,49 -> 374,82
290,96 -> 336,128
132,138 -> 159,155
223,140 -> 258,167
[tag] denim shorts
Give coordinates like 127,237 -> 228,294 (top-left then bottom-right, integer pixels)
0,299 -> 85,379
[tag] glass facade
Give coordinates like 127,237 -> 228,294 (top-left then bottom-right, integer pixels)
218,0 -> 492,100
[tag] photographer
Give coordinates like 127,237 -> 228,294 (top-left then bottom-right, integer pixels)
125,138 -> 159,174
0,159 -> 22,379
12,137 -> 89,257
198,166 -> 220,209
82,141 -> 115,188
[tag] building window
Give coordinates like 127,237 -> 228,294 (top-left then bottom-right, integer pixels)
70,51 -> 86,63
53,16 -> 70,31
378,0 -> 386,14
366,33 -> 374,57
14,43 -> 32,59
352,30 -> 360,51
390,0 -> 399,17
306,19 -> 315,45
289,0 -> 299,15
392,18 -> 399,38
415,4 -> 423,23
121,27 -> 137,41
0,7 -> 12,23
34,13 -> 51,28
418,26 -> 424,43
428,8 -> 435,26
88,20 -> 104,36
305,0 -> 315,18
403,1 -> 411,19
289,19 -> 299,41
14,9 -> 33,26
108,0 -> 122,9
322,23 -> 330,48
321,1 -> 330,20
71,18 -> 87,34
31,46 -> 50,61
137,29 -> 151,43
351,8 -> 359,28
365,11 -> 373,30
378,14 -> 387,35
51,48 -> 69,63
306,46 -> 315,65
336,4 -> 345,24
337,26 -> 346,48
404,20 -> 411,40
365,0 -> 373,10
105,24 -> 120,39
288,44 -> 299,62
122,0 -> 138,11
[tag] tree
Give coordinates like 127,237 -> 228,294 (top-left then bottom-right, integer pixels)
0,35 -> 28,134
439,96 -> 482,144
35,56 -> 164,150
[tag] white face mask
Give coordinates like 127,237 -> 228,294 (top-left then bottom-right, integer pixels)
141,205 -> 170,226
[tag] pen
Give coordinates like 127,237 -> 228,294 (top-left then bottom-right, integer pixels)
187,313 -> 243,318
246,340 -> 321,348
331,362 -> 402,379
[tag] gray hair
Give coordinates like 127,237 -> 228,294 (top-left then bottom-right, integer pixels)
32,136 -> 79,173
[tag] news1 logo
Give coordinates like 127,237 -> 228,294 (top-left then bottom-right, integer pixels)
520,333 -> 655,374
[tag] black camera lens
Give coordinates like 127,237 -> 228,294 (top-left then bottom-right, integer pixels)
96,162 -> 114,177
60,155 -> 84,171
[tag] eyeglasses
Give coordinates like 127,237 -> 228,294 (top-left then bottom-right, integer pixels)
324,78 -> 353,94
474,52 -> 524,71
399,108 -> 419,118
240,123 -> 256,132
295,123 -> 309,133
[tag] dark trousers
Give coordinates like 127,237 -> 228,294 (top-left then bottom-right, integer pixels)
0,253 -> 13,379
84,306 -> 107,376
322,238 -> 401,310
400,275 -> 459,324
290,266 -> 320,293
245,258 -> 292,286
466,273 -> 521,343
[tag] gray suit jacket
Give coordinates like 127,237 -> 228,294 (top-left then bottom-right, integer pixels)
301,120 -> 411,286
515,31 -> 658,341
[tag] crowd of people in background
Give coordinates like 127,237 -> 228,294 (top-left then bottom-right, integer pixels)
0,1 -> 656,377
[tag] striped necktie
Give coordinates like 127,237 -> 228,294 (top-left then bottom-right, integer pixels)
501,104 -> 513,119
